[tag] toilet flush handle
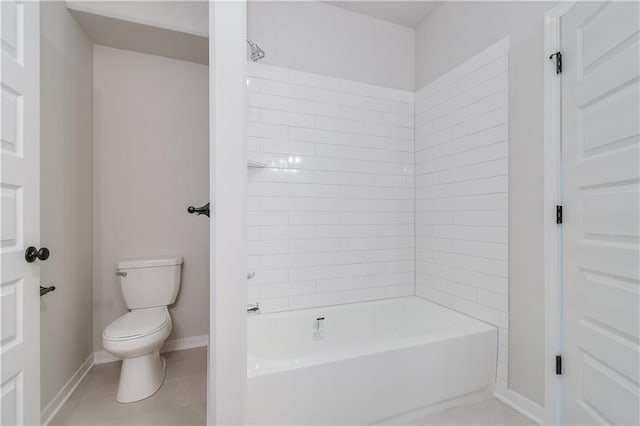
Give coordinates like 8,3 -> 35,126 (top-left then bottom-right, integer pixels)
115,271 -> 127,277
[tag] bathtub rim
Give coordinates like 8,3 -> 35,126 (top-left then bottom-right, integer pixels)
247,295 -> 498,378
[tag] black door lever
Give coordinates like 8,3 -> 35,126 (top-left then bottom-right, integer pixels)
40,286 -> 56,296
187,202 -> 210,217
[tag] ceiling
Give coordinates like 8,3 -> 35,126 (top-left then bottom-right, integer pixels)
325,1 -> 441,28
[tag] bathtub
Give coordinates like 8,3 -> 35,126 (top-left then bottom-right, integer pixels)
247,296 -> 497,425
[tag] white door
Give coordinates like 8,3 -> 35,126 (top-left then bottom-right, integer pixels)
561,1 -> 639,424
0,1 -> 41,424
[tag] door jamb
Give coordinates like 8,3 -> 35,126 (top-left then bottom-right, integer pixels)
543,2 -> 575,425
208,1 -> 248,424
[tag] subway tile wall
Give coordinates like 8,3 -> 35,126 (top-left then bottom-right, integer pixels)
413,38 -> 510,388
247,62 -> 415,313
246,38 -> 509,385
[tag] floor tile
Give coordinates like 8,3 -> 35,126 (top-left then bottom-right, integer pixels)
68,361 -> 121,402
415,398 -> 535,426
409,409 -> 460,425
51,348 -> 207,426
104,401 -> 207,426
53,348 -> 534,426
164,347 -> 207,383
52,376 -> 205,425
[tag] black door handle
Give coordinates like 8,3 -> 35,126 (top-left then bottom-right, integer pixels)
40,286 -> 56,296
25,246 -> 50,263
187,202 -> 210,217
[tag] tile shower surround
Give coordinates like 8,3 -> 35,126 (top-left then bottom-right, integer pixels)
247,62 -> 415,313
247,38 -> 509,387
415,38 -> 509,389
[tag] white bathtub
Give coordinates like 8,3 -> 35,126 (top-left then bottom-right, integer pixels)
247,296 -> 497,425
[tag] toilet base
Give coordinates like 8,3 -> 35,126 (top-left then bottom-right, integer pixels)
116,350 -> 166,403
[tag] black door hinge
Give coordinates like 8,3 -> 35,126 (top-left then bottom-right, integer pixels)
549,51 -> 562,74
556,355 -> 562,375
556,205 -> 563,224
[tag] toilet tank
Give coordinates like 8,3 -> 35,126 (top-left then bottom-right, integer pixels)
116,257 -> 183,309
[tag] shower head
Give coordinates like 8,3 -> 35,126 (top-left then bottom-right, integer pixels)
247,37 -> 266,62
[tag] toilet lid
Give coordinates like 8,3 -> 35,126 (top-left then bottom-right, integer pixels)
103,308 -> 170,340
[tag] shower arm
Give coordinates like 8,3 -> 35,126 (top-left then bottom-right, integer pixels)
247,36 -> 265,62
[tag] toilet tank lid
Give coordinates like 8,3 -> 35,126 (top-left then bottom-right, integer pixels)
117,257 -> 183,270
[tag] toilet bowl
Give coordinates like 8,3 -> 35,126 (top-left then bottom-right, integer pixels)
102,257 -> 182,403
103,307 -> 172,402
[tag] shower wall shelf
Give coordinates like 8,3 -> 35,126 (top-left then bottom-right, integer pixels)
248,159 -> 268,168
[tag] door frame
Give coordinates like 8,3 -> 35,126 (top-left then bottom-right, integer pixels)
208,1 -> 248,424
542,2 -> 576,425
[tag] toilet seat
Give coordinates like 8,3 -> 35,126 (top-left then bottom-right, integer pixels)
104,308 -> 170,341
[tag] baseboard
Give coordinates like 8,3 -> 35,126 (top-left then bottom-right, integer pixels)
161,334 -> 209,353
93,334 -> 209,364
494,385 -> 544,425
41,353 -> 95,425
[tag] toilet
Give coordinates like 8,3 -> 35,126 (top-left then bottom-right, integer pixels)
102,256 -> 183,403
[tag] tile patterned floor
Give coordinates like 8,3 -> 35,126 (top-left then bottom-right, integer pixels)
52,346 -> 534,425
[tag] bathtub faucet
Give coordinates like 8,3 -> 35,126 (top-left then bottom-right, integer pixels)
247,302 -> 260,315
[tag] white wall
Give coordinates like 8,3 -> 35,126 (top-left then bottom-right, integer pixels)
247,1 -> 415,91
67,9 -> 208,66
414,37 -> 509,391
247,62 -> 414,312
415,1 -> 556,406
92,46 -> 209,351
66,0 -> 208,36
40,0 -> 94,414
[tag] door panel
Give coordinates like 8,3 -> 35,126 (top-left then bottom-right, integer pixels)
562,1 -> 639,424
0,1 -> 40,424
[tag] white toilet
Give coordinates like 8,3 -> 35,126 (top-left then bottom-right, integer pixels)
102,256 -> 183,403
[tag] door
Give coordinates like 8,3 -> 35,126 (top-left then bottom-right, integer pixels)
561,1 -> 639,424
1,1 -> 41,424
